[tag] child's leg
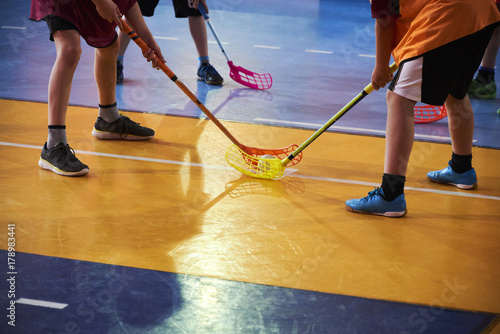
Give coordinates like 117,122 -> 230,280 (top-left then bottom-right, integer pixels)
40,29 -> 89,176
94,39 -> 121,122
188,15 -> 208,59
48,30 -> 82,127
344,90 -> 413,217
344,82 -> 416,217
445,94 -> 474,156
190,15 -> 223,85
426,94 -> 477,189
46,29 -> 82,148
95,39 -> 119,107
383,90 -> 416,176
479,26 -> 500,70
92,38 -> 155,140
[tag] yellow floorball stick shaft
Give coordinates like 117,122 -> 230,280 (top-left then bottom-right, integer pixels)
280,62 -> 399,168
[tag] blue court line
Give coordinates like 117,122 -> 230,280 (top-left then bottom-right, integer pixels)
0,251 -> 497,333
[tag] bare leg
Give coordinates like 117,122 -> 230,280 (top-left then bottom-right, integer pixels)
41,29 -> 88,176
480,26 -> 500,69
445,94 -> 474,156
48,30 -> 82,125
189,15 -> 208,58
383,90 -> 417,176
94,39 -> 119,106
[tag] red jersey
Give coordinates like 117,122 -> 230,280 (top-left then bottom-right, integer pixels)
30,0 -> 137,47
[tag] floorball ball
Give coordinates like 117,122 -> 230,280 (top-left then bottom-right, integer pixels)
258,154 -> 275,172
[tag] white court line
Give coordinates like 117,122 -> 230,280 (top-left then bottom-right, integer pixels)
208,40 -> 229,45
253,45 -> 281,50
306,50 -> 333,54
0,141 -> 297,173
2,141 -> 497,200
294,174 -> 500,201
153,36 -> 179,41
17,298 -> 68,309
253,118 -> 475,143
1,26 -> 26,30
359,54 -> 376,58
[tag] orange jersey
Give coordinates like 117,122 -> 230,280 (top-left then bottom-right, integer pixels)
372,0 -> 500,64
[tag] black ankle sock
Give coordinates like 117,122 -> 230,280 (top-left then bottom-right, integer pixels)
450,152 -> 472,174
381,173 -> 406,202
476,67 -> 495,84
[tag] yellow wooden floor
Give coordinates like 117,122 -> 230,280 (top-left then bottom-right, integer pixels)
1,99 -> 499,331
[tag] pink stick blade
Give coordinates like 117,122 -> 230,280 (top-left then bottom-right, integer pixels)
228,61 -> 273,90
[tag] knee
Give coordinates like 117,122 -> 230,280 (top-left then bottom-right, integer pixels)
96,39 -> 119,61
58,44 -> 82,67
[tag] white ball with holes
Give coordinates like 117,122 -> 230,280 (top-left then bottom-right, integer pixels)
258,154 -> 275,172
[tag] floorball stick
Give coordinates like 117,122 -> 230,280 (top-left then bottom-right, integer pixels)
414,104 -> 447,123
198,5 -> 273,90
226,63 -> 399,179
119,19 -> 300,163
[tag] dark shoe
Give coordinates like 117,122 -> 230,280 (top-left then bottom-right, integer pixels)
92,115 -> 155,140
197,63 -> 223,85
39,142 -> 89,176
467,78 -> 496,99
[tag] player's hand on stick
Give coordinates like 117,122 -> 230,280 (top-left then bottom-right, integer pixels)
142,39 -> 166,70
92,0 -> 123,30
371,64 -> 394,90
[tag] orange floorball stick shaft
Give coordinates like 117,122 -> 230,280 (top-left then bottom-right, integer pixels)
118,18 -> 242,146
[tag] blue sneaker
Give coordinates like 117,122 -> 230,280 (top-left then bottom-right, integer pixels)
345,188 -> 407,218
427,165 -> 477,190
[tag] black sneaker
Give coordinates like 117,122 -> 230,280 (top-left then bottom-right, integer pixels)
197,63 -> 223,85
39,142 -> 89,176
92,115 -> 155,140
117,61 -> 124,84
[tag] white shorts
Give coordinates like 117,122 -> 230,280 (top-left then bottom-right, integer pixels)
390,57 -> 424,103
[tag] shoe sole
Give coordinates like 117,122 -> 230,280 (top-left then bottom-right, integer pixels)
345,204 -> 407,218
92,128 -> 154,141
427,176 -> 478,190
38,158 -> 89,177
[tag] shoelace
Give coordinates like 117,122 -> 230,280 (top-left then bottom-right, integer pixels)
53,144 -> 78,166
199,64 -> 218,77
365,187 -> 383,200
117,116 -> 141,139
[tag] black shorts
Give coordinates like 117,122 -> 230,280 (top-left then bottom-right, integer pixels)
44,15 -> 78,42
172,0 -> 201,18
138,0 -> 160,17
389,24 -> 497,105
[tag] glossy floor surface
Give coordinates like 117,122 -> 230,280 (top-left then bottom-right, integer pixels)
1,0 -> 500,333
